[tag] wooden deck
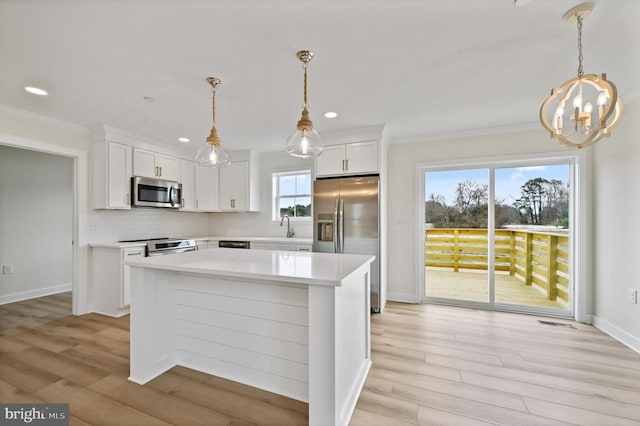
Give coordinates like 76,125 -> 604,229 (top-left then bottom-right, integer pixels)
425,268 -> 568,309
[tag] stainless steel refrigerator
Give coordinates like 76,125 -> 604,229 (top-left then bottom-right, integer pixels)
313,175 -> 381,313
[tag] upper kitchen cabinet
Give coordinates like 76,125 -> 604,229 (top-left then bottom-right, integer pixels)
194,163 -> 220,211
219,150 -> 260,212
315,140 -> 378,177
133,148 -> 180,181
92,140 -> 132,209
180,159 -> 196,211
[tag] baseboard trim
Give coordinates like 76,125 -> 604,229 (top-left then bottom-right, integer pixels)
387,292 -> 419,304
0,283 -> 72,305
592,315 -> 640,354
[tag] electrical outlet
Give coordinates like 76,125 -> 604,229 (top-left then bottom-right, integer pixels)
629,288 -> 638,304
2,264 -> 13,274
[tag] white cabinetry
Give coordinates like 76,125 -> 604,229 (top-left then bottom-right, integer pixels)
133,148 -> 180,181
251,242 -> 312,251
219,161 -> 249,210
218,150 -> 260,211
92,140 -> 132,209
92,245 -> 145,317
315,140 -> 378,177
194,164 -> 220,211
180,159 -> 196,211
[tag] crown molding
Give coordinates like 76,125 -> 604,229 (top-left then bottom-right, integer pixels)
393,121 -> 542,144
0,104 -> 89,135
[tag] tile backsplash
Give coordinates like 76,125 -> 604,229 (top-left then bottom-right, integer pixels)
89,209 -> 208,242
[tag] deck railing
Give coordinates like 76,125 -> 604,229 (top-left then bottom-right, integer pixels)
425,228 -> 569,301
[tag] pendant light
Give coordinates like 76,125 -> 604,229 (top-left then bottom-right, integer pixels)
195,77 -> 231,167
539,2 -> 622,149
286,50 -> 324,158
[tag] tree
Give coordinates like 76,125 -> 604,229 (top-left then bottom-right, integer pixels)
452,179 -> 488,228
513,178 -> 568,226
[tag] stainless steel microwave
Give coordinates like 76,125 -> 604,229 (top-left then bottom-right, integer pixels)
131,176 -> 181,208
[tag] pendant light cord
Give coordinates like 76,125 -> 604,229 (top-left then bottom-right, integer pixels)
303,62 -> 308,108
211,86 -> 217,125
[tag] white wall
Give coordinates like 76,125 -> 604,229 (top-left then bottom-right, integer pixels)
592,97 -> 640,350
0,145 -> 73,302
208,150 -> 314,238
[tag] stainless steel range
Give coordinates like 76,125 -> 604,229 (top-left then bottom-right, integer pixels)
118,237 -> 197,256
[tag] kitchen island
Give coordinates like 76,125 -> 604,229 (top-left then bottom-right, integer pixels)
125,247 -> 374,426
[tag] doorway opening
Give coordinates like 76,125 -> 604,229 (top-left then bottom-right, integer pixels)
0,134 -> 88,316
419,155 -> 577,318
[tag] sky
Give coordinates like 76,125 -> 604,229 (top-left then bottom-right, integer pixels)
425,164 -> 570,206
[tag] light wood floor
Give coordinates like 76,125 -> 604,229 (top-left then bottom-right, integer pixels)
2,293 -> 640,425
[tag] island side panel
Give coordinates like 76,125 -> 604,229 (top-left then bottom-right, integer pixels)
174,274 -> 310,402
307,262 -> 372,426
129,267 -> 178,384
335,264 -> 371,424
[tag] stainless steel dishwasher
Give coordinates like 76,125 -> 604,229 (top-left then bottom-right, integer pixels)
218,240 -> 251,249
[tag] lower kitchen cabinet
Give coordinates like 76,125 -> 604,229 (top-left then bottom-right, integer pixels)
251,242 -> 312,251
91,245 -> 145,317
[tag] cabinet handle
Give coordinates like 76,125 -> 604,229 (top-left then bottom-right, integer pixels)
342,159 -> 345,171
231,199 -> 235,208
127,251 -> 143,256
345,159 -> 349,171
181,198 -> 185,208
159,166 -> 162,176
125,193 -> 130,205
196,200 -> 199,209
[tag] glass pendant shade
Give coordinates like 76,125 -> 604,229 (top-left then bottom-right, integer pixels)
195,137 -> 231,167
286,127 -> 323,158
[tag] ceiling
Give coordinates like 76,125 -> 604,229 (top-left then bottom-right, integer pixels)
1,0 -> 638,155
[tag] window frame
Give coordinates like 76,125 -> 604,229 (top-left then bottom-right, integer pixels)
272,169 -> 312,222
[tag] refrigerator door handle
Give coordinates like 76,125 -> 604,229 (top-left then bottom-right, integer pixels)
333,199 -> 340,253
337,198 -> 344,253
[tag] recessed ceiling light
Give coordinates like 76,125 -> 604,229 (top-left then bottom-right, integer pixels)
324,111 -> 338,118
178,137 -> 190,143
513,0 -> 531,7
24,86 -> 48,96
143,96 -> 155,102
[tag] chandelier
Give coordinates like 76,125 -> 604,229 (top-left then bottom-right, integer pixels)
286,50 -> 324,158
539,2 -> 622,149
195,77 -> 231,167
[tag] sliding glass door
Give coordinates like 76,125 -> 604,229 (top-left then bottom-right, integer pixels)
423,160 -> 572,316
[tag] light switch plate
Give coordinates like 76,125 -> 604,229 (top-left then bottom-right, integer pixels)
629,288 -> 638,304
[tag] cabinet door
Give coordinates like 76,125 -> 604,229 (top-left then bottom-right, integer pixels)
121,247 -> 144,308
345,141 -> 378,174
219,162 -> 249,210
107,142 -> 132,208
195,164 -> 219,211
180,160 -> 196,211
315,145 -> 346,176
157,154 -> 180,181
132,148 -> 157,178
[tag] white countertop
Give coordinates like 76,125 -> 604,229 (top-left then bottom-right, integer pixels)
125,247 -> 373,287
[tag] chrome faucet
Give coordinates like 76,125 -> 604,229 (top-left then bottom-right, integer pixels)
280,214 -> 295,238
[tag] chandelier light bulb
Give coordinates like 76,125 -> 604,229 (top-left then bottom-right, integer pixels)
597,91 -> 609,106
573,95 -> 582,109
584,102 -> 593,113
